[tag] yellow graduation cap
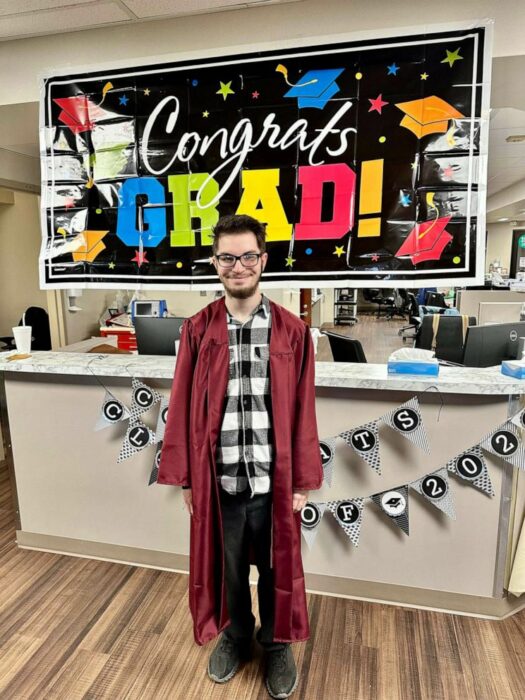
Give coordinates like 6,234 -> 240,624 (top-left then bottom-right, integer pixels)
72,230 -> 108,262
395,95 -> 464,139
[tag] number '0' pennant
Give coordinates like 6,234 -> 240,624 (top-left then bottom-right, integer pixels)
446,445 -> 494,496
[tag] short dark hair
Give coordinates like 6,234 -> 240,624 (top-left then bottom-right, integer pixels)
211,214 -> 267,255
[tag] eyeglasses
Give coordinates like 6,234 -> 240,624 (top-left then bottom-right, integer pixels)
215,253 -> 262,268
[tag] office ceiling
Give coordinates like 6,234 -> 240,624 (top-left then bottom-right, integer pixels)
0,0 -> 302,41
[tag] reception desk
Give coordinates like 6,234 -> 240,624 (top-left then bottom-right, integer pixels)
1,352 -> 525,619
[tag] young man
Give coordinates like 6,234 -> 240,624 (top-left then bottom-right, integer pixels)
158,214 -> 323,699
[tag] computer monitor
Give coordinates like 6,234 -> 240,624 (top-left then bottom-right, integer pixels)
134,317 -> 185,355
462,322 -> 525,367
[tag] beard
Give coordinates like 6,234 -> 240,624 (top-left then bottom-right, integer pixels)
221,269 -> 262,299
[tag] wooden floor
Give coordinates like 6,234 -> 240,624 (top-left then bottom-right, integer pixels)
2,455 -> 525,697
318,313 -> 409,364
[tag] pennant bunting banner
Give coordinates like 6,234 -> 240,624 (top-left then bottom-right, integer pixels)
117,420 -> 155,463
319,437 -> 337,487
510,407 -> 525,431
155,398 -> 169,444
480,422 -> 525,470
371,486 -> 410,535
410,467 -> 456,519
446,445 -> 495,496
340,421 -> 381,474
300,502 -> 327,549
381,397 -> 430,453
94,390 -> 130,431
149,442 -> 162,486
327,499 -> 365,547
129,378 -> 162,420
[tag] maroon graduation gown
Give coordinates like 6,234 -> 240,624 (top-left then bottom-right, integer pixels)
158,296 -> 323,645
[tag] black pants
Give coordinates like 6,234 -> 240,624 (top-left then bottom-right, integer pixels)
219,488 -> 287,652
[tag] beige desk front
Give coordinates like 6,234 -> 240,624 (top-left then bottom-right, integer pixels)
1,353 -> 525,619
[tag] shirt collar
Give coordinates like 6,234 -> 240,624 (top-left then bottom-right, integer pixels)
226,294 -> 270,323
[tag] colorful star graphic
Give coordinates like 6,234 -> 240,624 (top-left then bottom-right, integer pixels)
202,110 -> 209,118
368,94 -> 389,114
400,193 -> 412,206
119,95 -> 129,106
371,254 -> 380,262
108,261 -> 116,269
144,88 -> 150,96
216,81 -> 235,100
387,63 -> 399,75
333,246 -> 345,258
72,230 -> 109,263
420,72 -> 429,80
252,90 -> 260,99
132,250 -> 149,266
442,165 -> 455,178
441,48 -> 463,68
285,255 -> 295,268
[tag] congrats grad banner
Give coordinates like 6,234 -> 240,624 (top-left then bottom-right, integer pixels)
39,23 -> 490,290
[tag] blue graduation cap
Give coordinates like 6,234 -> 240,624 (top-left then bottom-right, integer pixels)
283,68 -> 344,110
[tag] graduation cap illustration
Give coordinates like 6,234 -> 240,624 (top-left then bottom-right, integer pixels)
279,66 -> 344,109
395,215 -> 453,264
53,95 -> 115,135
71,230 -> 109,263
394,95 -> 464,139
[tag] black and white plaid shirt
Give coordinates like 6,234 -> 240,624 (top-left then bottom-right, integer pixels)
216,294 -> 273,496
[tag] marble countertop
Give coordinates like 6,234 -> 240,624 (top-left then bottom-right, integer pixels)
0,351 -> 524,395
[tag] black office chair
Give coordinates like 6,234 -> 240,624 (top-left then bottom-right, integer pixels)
398,292 -> 422,341
415,315 -> 476,364
323,331 -> 367,363
362,288 -> 395,318
0,307 -> 52,351
425,291 -> 447,308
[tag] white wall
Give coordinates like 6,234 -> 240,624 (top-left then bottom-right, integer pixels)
0,191 -> 48,337
62,287 -> 300,345
486,221 -> 513,272
0,1 -> 523,108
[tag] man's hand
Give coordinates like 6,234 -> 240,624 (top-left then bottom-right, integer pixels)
182,488 -> 193,515
292,491 -> 308,513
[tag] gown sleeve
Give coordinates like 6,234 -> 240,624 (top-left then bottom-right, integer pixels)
157,319 -> 198,487
291,325 -> 323,492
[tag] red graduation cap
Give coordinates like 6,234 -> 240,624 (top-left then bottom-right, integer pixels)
53,96 -> 113,134
395,215 -> 453,264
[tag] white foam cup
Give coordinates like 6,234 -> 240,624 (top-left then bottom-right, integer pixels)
12,326 -> 32,353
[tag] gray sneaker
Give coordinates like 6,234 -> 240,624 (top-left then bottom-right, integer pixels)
208,635 -> 251,683
265,646 -> 298,699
